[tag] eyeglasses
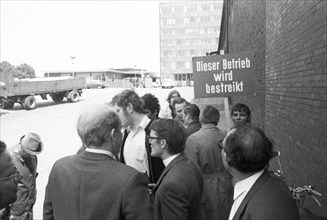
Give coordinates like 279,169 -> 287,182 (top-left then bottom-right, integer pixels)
147,135 -> 164,142
218,140 -> 225,151
0,167 -> 21,183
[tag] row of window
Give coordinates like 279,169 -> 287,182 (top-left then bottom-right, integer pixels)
161,15 -> 221,25
161,47 -> 217,57
161,27 -> 219,36
161,38 -> 218,47
173,73 -> 193,81
160,3 -> 222,14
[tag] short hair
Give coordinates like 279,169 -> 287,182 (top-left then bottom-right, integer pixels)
150,119 -> 187,155
231,103 -> 251,118
110,89 -> 144,114
224,125 -> 274,173
183,104 -> 200,121
172,97 -> 187,109
200,105 -> 220,125
141,93 -> 161,117
166,90 -> 181,103
77,104 -> 121,147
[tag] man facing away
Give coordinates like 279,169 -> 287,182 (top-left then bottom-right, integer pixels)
43,104 -> 152,220
0,140 -> 19,210
221,125 -> 298,220
149,119 -> 203,220
8,133 -> 43,220
181,103 -> 202,137
111,89 -> 165,184
141,93 -> 161,121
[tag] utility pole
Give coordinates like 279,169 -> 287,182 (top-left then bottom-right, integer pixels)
70,56 -> 76,77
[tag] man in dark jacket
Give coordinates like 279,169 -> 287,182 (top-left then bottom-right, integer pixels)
181,104 -> 201,137
149,119 -> 203,220
8,133 -> 43,220
221,125 -> 298,220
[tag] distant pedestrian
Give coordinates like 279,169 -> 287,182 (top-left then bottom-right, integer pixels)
43,104 -> 152,220
182,103 -> 201,137
221,125 -> 298,219
159,90 -> 181,119
8,133 -> 43,220
231,103 -> 251,127
142,93 -> 161,120
149,119 -> 203,220
111,89 -> 165,184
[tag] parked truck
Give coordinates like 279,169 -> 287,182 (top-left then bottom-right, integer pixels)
0,72 -> 86,110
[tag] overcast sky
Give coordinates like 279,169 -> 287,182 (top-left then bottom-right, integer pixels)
1,1 -> 167,76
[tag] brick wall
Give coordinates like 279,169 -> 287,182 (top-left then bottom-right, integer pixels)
224,0 -> 327,216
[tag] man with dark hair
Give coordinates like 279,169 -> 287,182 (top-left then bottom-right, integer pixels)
43,104 -> 152,219
231,103 -> 251,127
172,97 -> 188,122
111,89 -> 164,185
141,93 -> 161,120
182,104 -> 201,137
221,125 -> 298,219
149,119 -> 202,220
0,140 -> 19,210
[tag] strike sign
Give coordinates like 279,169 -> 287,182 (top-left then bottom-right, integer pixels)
192,52 -> 255,98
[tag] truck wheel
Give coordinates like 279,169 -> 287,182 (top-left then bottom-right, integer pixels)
2,100 -> 15,109
67,90 -> 80,103
51,93 -> 65,102
22,96 -> 36,110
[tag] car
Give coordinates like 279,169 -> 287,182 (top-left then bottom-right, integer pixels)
85,80 -> 107,89
161,79 -> 175,89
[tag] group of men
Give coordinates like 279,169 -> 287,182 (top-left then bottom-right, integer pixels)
0,89 -> 299,220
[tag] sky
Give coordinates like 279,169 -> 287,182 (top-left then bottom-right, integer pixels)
1,1 -> 167,76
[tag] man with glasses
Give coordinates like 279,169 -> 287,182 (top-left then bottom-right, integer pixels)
148,119 -> 203,220
0,141 -> 20,217
8,133 -> 44,220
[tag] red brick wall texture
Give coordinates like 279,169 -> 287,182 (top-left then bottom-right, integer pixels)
225,0 -> 326,216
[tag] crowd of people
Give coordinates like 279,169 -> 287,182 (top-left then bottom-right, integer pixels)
0,89 -> 299,220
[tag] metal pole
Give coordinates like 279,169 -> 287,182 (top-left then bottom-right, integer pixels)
70,56 -> 76,77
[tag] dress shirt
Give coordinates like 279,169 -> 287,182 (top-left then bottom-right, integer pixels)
229,170 -> 264,220
163,153 -> 180,167
123,115 -> 150,174
85,148 -> 116,160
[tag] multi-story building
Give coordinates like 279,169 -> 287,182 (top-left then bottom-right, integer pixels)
159,1 -> 223,87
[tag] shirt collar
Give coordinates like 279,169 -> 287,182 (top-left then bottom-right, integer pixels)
233,170 -> 264,200
128,115 -> 150,133
85,148 -> 116,160
163,153 -> 180,167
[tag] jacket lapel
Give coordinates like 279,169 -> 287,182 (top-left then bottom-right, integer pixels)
233,171 -> 271,219
153,154 -> 186,192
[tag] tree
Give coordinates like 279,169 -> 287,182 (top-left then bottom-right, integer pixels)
0,61 -> 36,79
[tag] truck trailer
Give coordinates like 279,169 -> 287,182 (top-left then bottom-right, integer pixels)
0,72 -> 86,110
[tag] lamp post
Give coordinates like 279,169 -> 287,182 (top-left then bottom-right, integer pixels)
70,56 -> 76,77
134,65 -> 137,87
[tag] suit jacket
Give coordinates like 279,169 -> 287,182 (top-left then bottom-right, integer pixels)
185,123 -> 226,174
153,153 -> 203,220
232,171 -> 299,220
43,151 -> 152,220
185,121 -> 202,137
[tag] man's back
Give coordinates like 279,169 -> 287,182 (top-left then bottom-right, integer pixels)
233,171 -> 299,220
153,154 -> 202,220
185,124 -> 226,174
43,151 -> 152,220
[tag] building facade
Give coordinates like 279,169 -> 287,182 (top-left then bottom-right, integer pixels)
159,1 -> 223,87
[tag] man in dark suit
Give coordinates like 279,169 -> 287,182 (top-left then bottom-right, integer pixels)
149,119 -> 203,220
221,125 -> 298,220
43,104 -> 152,220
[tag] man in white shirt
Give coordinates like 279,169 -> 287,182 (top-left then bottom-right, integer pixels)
220,125 -> 298,220
149,119 -> 203,220
111,89 -> 165,184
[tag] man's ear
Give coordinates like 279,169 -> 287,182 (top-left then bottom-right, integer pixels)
126,103 -> 134,113
110,129 -> 115,139
160,139 -> 167,149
